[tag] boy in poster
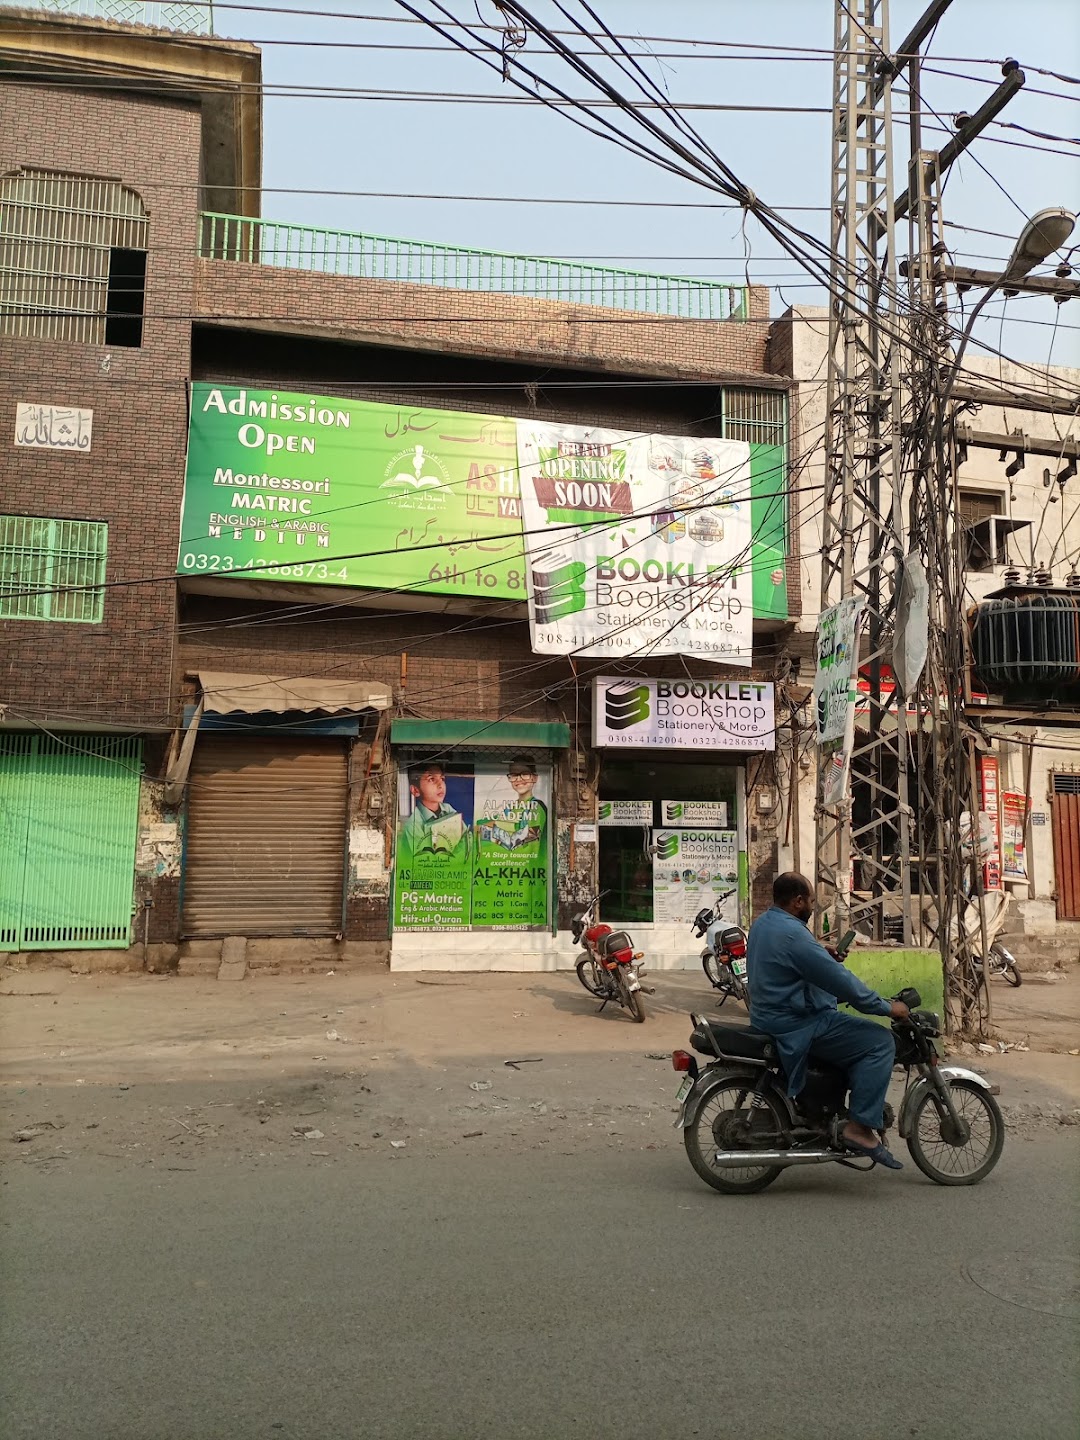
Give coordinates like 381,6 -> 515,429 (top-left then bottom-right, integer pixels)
472,756 -> 550,928
400,762 -> 467,858
395,761 -> 472,929
476,755 -> 547,851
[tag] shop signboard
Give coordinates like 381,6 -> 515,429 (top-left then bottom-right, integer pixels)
651,829 -> 739,924
592,676 -> 774,752
178,385 -> 526,600
660,799 -> 729,828
598,799 -> 654,825
178,386 -> 789,629
1001,790 -> 1029,882
393,756 -> 550,931
516,422 -> 754,665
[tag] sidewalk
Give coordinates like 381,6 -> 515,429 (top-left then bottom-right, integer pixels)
3,959 -> 1077,1090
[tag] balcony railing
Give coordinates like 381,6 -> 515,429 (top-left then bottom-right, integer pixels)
198,211 -> 749,320
0,0 -> 213,34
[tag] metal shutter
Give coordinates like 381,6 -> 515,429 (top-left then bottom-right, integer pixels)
183,737 -> 348,937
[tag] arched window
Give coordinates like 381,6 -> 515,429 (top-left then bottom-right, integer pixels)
0,169 -> 149,346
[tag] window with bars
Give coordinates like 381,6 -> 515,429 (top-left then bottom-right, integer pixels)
0,169 -> 148,346
1052,773 -> 1080,795
0,515 -> 107,622
721,387 -> 787,447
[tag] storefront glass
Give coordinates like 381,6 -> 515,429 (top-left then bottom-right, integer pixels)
597,758 -> 741,925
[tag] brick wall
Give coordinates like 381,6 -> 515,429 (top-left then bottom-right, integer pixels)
195,260 -> 773,382
0,82 -> 200,727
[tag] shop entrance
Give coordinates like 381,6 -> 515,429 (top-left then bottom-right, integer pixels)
597,757 -> 742,927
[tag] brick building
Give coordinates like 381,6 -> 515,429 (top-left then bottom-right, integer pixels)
1,4 -> 806,974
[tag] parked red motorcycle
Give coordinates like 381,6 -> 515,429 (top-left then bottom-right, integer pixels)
571,889 -> 649,1023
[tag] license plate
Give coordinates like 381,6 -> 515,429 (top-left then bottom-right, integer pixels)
731,958 -> 747,976
675,1075 -> 693,1105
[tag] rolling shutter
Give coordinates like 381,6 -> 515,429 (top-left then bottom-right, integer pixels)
183,737 -> 348,937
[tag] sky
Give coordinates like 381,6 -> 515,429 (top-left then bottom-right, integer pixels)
210,0 -> 1080,366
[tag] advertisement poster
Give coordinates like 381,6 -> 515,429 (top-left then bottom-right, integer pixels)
598,799 -> 653,825
1001,790 -> 1029,882
393,760 -> 475,930
178,388 -> 788,628
651,829 -> 739,924
179,385 -> 525,600
393,757 -> 551,931
471,758 -> 551,929
517,423 -> 753,665
978,755 -> 1003,891
661,799 -> 729,828
592,676 -> 775,752
815,598 -> 864,745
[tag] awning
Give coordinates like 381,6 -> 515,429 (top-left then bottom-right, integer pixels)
390,718 -> 570,749
199,671 -> 392,716
162,673 -> 391,805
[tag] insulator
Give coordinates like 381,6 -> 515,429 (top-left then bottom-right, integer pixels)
1066,574 -> 1080,589
1035,569 -> 1053,586
1003,568 -> 1021,586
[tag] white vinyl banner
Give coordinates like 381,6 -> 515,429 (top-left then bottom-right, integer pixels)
652,829 -> 739,924
516,422 -> 753,666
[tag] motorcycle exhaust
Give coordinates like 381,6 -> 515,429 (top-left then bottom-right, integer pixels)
712,1148 -> 845,1169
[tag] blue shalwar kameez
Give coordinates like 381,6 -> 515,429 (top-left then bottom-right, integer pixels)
746,906 -> 895,1130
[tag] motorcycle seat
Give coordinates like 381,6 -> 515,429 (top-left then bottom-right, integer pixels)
691,1021 -> 847,1085
691,1020 -> 773,1061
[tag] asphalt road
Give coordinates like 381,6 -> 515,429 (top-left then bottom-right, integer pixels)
1,1131 -> 1077,1440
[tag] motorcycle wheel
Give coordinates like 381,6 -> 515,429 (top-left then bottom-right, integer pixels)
905,1078 -> 1005,1186
575,955 -> 606,998
683,1077 -> 786,1194
702,950 -> 725,990
615,968 -> 646,1023
626,984 -> 646,1024
989,945 -> 1022,987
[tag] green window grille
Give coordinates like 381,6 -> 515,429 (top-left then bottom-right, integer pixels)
0,514 -> 107,622
0,732 -> 142,950
721,387 -> 787,447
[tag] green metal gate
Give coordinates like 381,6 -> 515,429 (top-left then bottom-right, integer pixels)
0,733 -> 142,950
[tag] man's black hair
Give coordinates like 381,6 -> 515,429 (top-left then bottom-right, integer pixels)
773,871 -> 813,908
408,761 -> 445,789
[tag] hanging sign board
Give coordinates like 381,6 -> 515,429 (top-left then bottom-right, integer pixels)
660,799 -> 729,828
597,799 -> 654,825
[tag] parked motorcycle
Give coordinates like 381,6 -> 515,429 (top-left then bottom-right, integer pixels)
571,889 -> 649,1023
671,986 -> 1005,1193
691,891 -> 748,1008
974,940 -> 1022,987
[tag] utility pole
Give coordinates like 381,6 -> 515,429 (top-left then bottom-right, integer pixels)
817,0 -> 1031,1032
817,0 -> 935,945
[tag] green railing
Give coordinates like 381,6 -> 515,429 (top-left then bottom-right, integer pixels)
0,0 -> 213,33
199,212 -> 749,320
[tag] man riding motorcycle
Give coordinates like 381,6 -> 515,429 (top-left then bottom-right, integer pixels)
746,871 -> 910,1169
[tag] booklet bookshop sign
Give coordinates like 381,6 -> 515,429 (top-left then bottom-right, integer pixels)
593,676 -> 775,752
517,423 -> 754,666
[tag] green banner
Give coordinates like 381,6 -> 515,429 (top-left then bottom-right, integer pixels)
393,758 -> 551,931
393,761 -> 474,929
471,760 -> 550,928
178,384 -> 788,619
178,384 -> 526,600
